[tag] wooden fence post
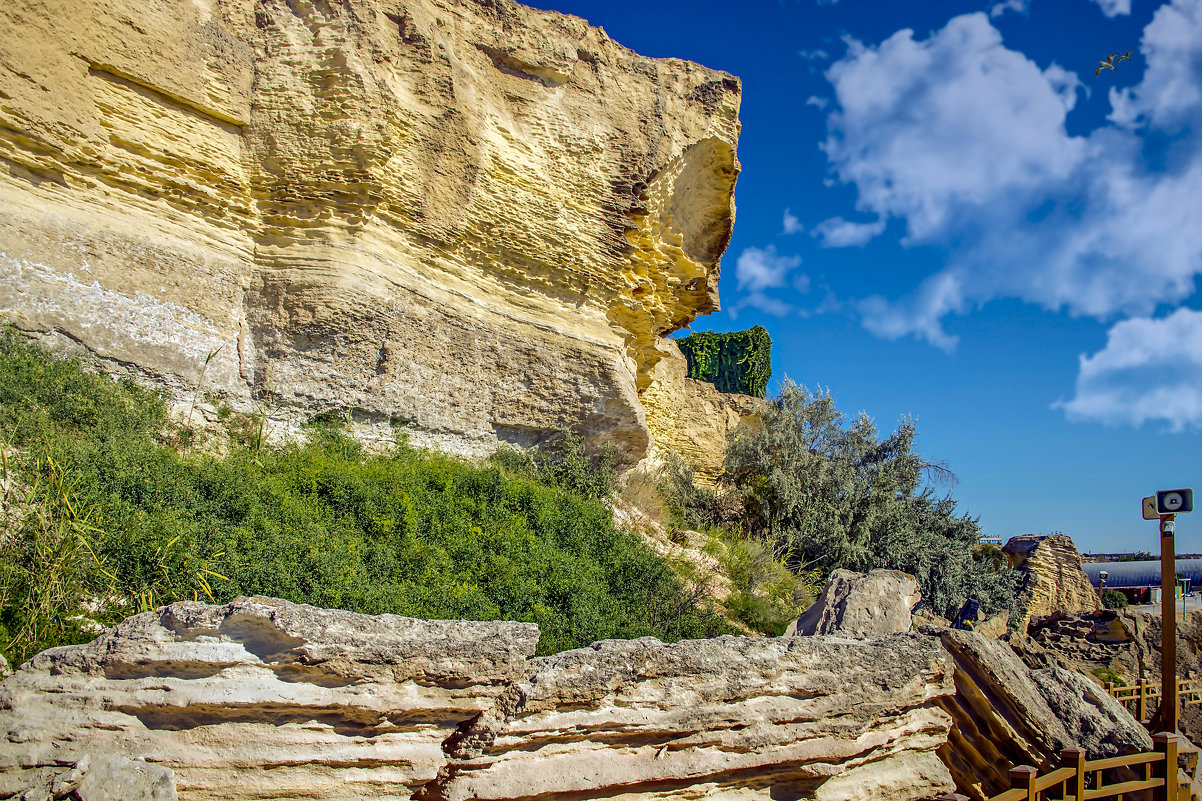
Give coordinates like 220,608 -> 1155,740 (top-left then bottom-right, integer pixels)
1153,731 -> 1179,801
1061,746 -> 1086,800
1141,677 -> 1150,722
1010,766 -> 1038,801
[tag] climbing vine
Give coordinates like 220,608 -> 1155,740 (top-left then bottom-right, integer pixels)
674,326 -> 772,399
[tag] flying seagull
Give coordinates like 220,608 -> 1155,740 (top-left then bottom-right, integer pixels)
1096,50 -> 1135,76
1096,52 -> 1121,76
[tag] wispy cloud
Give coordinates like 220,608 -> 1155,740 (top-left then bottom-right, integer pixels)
858,272 -> 965,353
727,292 -> 797,320
728,246 -> 806,319
805,96 -> 829,110
989,0 -> 1030,18
736,245 -> 802,292
800,48 -> 831,61
1053,308 -> 1202,431
810,215 -> 887,247
1093,0 -> 1133,17
782,209 -> 804,234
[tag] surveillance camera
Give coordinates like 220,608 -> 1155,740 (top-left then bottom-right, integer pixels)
1163,520 -> 1177,535
1099,570 -> 1109,581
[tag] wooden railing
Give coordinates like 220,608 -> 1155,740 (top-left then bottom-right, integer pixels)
1106,678 -> 1202,724
935,732 -> 1180,801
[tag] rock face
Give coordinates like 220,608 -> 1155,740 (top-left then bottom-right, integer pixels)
0,596 -> 540,801
640,336 -> 770,487
0,597 -> 960,801
0,0 -> 743,470
421,634 -> 956,801
1003,534 -> 1101,630
934,628 -> 1151,800
787,568 -> 921,639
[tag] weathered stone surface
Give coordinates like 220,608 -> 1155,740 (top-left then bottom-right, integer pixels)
638,336 -> 770,487
1004,534 -> 1101,630
0,0 -> 741,470
0,597 -> 959,801
1029,666 -> 1153,757
787,568 -> 921,639
934,629 -> 1151,800
0,596 -> 539,801
420,633 -> 956,801
7,754 -> 178,801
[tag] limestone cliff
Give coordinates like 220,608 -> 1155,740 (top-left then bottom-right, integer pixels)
641,336 -> 770,487
0,0 -> 742,469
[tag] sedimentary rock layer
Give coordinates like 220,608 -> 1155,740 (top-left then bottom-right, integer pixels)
0,0 -> 742,467
421,633 -> 956,801
0,597 -> 540,801
0,598 -> 957,801
1003,534 -> 1101,630
934,628 -> 1151,801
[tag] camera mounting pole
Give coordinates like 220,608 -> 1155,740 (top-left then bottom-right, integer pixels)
1145,488 -> 1193,735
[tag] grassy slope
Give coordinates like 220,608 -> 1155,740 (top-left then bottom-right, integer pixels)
0,326 -> 741,665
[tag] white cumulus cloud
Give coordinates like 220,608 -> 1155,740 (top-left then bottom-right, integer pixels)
807,1 -> 1202,428
1108,0 -> 1202,132
820,13 -> 1088,246
1054,307 -> 1202,431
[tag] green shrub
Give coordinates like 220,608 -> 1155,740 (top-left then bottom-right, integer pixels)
0,325 -> 732,665
1102,589 -> 1129,609
704,528 -> 817,635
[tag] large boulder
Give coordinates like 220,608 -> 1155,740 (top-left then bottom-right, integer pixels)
787,568 -> 921,639
1003,534 -> 1101,630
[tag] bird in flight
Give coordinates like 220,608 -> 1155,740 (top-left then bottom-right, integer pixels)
1097,50 -> 1135,76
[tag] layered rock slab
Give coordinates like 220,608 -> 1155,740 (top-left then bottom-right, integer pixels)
934,628 -> 1151,800
419,633 -> 956,801
0,596 -> 539,801
0,0 -> 741,468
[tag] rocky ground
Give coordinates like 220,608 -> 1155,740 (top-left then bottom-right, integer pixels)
1,570 -> 1184,801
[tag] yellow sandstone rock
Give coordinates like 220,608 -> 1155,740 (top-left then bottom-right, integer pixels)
0,0 -> 744,469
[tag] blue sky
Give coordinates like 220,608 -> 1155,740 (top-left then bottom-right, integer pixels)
523,0 -> 1201,554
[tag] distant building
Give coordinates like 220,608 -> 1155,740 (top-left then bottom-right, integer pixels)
978,536 -> 1002,547
1082,560 -> 1202,604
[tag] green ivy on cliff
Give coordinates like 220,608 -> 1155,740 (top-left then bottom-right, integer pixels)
674,326 -> 772,399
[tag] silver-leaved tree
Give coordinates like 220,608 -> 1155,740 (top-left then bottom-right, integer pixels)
719,377 -> 1018,621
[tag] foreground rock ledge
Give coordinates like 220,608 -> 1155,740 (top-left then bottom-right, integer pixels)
0,597 -> 956,801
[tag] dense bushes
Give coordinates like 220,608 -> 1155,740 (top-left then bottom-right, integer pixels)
716,378 -> 1019,620
0,327 -> 733,666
